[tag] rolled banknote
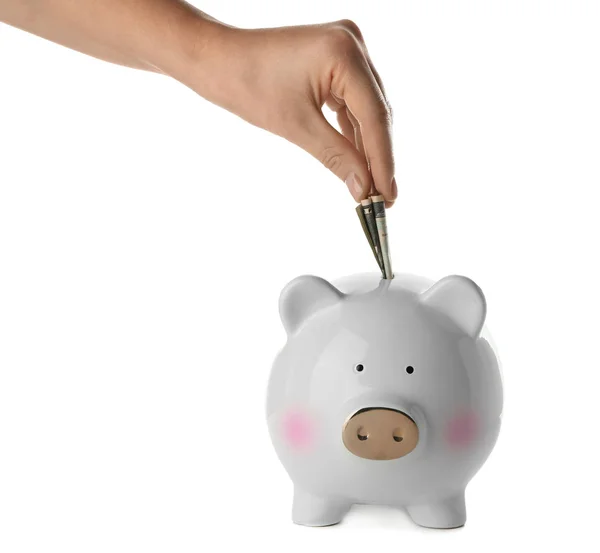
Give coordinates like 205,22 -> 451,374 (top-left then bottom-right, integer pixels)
361,198 -> 384,270
371,195 -> 393,279
356,204 -> 384,276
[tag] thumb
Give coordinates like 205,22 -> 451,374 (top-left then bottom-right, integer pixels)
295,114 -> 373,202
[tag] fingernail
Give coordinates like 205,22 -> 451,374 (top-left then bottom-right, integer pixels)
391,177 -> 398,199
345,173 -> 363,199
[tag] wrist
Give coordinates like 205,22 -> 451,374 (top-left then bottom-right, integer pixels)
151,9 -> 239,103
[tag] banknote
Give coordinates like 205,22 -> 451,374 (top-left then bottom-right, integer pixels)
361,198 -> 384,270
356,204 -> 384,276
371,195 -> 393,279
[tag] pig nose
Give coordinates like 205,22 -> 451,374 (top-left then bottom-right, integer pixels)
342,408 -> 419,460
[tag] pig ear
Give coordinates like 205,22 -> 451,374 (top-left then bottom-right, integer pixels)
420,275 -> 486,337
279,275 -> 344,335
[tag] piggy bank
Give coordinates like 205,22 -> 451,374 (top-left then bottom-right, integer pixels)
266,273 -> 502,529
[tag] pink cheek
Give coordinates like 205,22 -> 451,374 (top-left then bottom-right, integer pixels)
445,410 -> 478,448
282,410 -> 314,451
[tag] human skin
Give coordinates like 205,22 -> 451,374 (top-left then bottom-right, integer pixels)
1,1 -> 396,205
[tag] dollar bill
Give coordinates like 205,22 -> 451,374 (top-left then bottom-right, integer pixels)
356,204 -> 384,276
361,198 -> 384,271
371,195 -> 393,279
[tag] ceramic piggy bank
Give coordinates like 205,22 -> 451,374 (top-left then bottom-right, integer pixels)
267,273 -> 502,529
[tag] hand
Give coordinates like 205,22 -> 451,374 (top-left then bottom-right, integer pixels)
1,3 -> 395,204
185,20 -> 397,206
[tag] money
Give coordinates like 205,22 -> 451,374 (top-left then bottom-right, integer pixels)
355,195 -> 393,279
371,195 -> 393,279
356,204 -> 384,276
361,199 -> 384,271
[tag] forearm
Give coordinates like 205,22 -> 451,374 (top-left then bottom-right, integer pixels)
0,0 -> 224,74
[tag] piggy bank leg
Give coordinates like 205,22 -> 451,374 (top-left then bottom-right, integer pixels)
292,488 -> 351,527
406,491 -> 466,529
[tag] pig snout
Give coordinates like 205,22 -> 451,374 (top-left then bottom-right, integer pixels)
342,408 -> 419,461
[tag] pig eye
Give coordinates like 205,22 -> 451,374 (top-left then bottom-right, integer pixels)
406,366 -> 415,374
354,363 -> 364,373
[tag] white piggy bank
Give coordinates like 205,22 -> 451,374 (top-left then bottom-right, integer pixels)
267,273 -> 503,529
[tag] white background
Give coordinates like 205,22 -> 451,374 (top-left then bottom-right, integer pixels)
1,1 -> 599,551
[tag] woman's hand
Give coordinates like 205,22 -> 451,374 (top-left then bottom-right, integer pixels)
1,3 -> 395,204
184,21 -> 396,205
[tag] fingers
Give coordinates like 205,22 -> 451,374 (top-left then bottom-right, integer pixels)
296,112 -> 373,202
341,107 -> 384,202
335,66 -> 396,205
334,106 -> 378,201
331,21 -> 396,205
